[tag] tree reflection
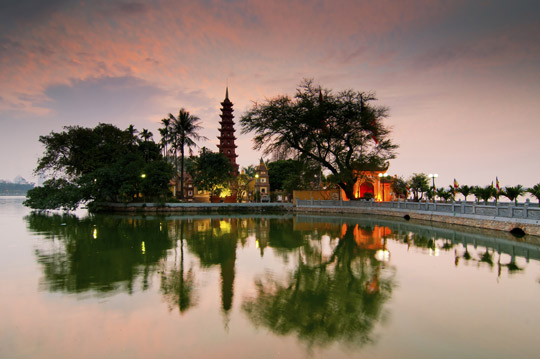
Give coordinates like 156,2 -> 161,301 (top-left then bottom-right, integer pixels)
243,222 -> 395,349
183,218 -> 240,314
25,212 -> 173,296
160,220 -> 196,314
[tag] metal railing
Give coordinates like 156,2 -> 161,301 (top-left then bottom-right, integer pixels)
296,199 -> 540,221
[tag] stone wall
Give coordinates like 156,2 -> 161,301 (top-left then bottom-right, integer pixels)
295,200 -> 540,237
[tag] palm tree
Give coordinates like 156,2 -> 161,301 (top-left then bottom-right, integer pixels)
502,185 -> 525,205
126,124 -> 139,144
458,185 -> 473,202
139,128 -> 153,142
528,183 -> 540,207
159,118 -> 171,158
408,173 -> 429,201
472,185 -> 496,205
168,108 -> 207,199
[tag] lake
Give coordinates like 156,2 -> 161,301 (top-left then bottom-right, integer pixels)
1,196 -> 539,358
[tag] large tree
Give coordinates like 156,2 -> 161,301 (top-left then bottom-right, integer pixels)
240,79 -> 397,200
165,109 -> 206,200
24,123 -> 173,210
267,159 -> 321,196
186,149 -> 234,198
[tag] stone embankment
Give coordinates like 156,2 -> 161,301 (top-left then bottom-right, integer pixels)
99,202 -> 293,213
98,200 -> 540,237
295,199 -> 540,236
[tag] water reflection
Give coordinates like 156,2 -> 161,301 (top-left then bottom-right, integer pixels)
243,220 -> 395,349
25,212 -> 173,295
23,211 -> 540,352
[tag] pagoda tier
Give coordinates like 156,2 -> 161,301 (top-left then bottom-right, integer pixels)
217,87 -> 239,175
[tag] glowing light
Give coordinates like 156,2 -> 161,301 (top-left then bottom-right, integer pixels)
219,220 -> 231,233
141,173 -> 146,179
429,248 -> 440,257
92,228 -> 98,239
141,241 -> 146,254
255,239 -> 260,248
375,249 -> 390,262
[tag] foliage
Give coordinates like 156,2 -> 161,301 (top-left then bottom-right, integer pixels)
267,159 -> 322,196
24,179 -> 81,210
24,212 -> 172,294
425,188 -> 435,201
436,187 -> 454,202
160,108 -> 206,199
458,185 -> 473,202
528,183 -> 540,206
391,176 -> 408,199
242,165 -> 256,178
472,185 -> 496,205
186,149 -> 234,197
408,173 -> 429,201
241,79 -> 397,200
502,185 -> 525,205
242,223 -> 394,348
24,123 -> 173,210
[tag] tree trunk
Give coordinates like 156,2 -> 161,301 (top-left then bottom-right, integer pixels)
180,144 -> 185,200
338,182 -> 356,200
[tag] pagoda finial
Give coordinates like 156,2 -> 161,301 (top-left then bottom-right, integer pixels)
225,86 -> 229,100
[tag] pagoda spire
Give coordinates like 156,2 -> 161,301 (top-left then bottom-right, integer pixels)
217,87 -> 239,175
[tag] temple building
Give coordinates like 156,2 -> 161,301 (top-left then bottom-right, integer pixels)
254,159 -> 270,197
217,88 -> 239,176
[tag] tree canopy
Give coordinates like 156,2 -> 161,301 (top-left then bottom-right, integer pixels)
186,148 -> 234,197
408,173 -> 429,201
24,123 -> 173,210
240,79 -> 397,200
267,159 -> 322,195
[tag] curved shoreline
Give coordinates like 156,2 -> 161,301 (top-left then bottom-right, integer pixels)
96,201 -> 540,237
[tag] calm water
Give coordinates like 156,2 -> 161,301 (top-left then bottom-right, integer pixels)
1,197 -> 539,358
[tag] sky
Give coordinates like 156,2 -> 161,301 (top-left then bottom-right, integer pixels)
1,0 -> 539,189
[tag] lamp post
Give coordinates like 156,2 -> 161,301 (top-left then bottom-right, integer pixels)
428,173 -> 438,189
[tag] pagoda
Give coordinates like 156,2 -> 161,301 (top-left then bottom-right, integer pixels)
217,87 -> 239,175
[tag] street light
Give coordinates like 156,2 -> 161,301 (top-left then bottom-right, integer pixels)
428,173 -> 438,189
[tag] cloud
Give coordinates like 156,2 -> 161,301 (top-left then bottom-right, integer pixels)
43,76 -> 166,126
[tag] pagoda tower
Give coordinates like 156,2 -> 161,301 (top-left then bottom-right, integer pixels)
217,87 -> 239,175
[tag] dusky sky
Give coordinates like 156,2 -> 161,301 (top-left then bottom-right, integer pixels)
1,0 -> 539,189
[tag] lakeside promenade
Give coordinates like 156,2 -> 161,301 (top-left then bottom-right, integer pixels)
99,199 -> 540,237
295,199 -> 540,237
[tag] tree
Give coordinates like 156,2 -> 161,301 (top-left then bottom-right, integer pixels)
186,149 -> 234,198
139,128 -> 153,142
458,185 -> 473,202
159,117 -> 171,158
242,165 -> 256,178
472,185 -> 496,205
391,176 -> 408,199
243,222 -> 394,348
240,79 -> 397,200
528,183 -> 540,207
408,173 -> 429,201
24,123 -> 173,210
436,187 -> 453,203
267,159 -> 321,197
164,108 -> 206,200
502,185 -> 525,205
